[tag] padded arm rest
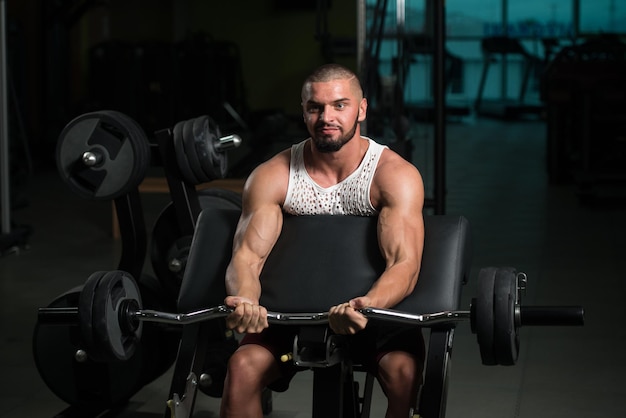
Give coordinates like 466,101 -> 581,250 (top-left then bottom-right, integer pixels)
178,209 -> 471,316
178,208 -> 239,312
259,215 -> 471,313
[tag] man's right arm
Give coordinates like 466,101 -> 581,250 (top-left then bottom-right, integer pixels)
224,151 -> 289,333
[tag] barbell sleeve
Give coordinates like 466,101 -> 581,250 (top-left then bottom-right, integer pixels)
519,306 -> 584,326
214,134 -> 242,152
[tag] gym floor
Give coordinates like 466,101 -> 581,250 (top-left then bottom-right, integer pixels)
2,117 -> 625,418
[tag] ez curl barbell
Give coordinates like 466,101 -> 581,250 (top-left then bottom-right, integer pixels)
37,267 -> 584,367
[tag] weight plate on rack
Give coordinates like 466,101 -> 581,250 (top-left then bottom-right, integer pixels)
56,110 -> 150,200
193,115 -> 227,181
173,120 -> 200,185
183,118 -> 211,183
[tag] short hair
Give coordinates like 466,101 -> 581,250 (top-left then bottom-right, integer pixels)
301,63 -> 364,101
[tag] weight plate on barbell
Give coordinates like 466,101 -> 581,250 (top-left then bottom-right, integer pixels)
476,266 -> 497,365
78,271 -> 107,362
92,270 -> 143,362
56,110 -> 150,200
493,267 -> 520,366
33,286 -> 145,407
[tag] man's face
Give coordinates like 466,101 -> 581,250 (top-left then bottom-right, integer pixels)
302,78 -> 367,153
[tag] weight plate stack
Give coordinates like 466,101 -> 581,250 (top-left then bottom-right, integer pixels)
493,267 -> 520,365
476,266 -> 497,365
32,286 -> 144,408
91,271 -> 143,362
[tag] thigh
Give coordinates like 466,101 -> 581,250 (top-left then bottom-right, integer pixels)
350,325 -> 425,375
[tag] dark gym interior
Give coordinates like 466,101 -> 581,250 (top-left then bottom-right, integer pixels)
1,1 -> 625,417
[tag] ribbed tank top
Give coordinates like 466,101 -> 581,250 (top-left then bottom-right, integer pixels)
282,137 -> 387,216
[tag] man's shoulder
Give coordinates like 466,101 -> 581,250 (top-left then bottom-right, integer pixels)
374,148 -> 423,189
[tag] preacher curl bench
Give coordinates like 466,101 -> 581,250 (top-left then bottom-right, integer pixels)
167,207 -> 471,418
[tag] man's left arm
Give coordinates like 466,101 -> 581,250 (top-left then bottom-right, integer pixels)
329,154 -> 425,334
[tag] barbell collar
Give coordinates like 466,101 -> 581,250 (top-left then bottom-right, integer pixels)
214,134 -> 242,152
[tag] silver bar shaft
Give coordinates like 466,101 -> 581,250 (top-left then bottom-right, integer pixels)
361,307 -> 470,325
133,305 -> 467,327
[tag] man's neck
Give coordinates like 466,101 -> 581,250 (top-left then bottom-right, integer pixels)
304,136 -> 369,186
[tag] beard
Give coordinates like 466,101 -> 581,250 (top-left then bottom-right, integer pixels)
311,116 -> 360,153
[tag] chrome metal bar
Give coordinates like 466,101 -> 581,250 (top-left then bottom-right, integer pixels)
361,307 -> 470,325
134,305 -> 233,325
133,305 -> 466,327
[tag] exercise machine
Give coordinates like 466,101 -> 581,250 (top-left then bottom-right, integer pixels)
474,36 -> 544,119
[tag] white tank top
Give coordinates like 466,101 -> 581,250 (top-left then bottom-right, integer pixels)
283,137 -> 387,216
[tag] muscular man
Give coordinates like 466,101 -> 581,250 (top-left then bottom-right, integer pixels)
220,63 -> 425,418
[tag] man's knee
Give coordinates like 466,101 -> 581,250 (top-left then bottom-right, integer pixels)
226,345 -> 278,387
378,351 -> 421,387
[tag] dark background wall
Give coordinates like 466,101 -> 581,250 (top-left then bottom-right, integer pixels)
5,0 -> 357,169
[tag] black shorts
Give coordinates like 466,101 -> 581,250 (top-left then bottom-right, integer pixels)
240,322 -> 425,392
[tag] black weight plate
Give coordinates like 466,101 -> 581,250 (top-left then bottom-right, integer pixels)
183,118 -> 211,183
493,267 -> 519,366
173,120 -> 200,185
100,110 -> 151,194
33,287 -> 144,407
476,266 -> 497,365
78,271 -> 107,361
192,115 -> 216,181
92,270 -> 143,361
210,117 -> 228,179
56,110 -> 150,200
151,188 -> 243,300
194,115 -> 227,181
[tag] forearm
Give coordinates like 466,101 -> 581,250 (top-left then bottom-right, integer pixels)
362,261 -> 419,308
225,253 -> 263,303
